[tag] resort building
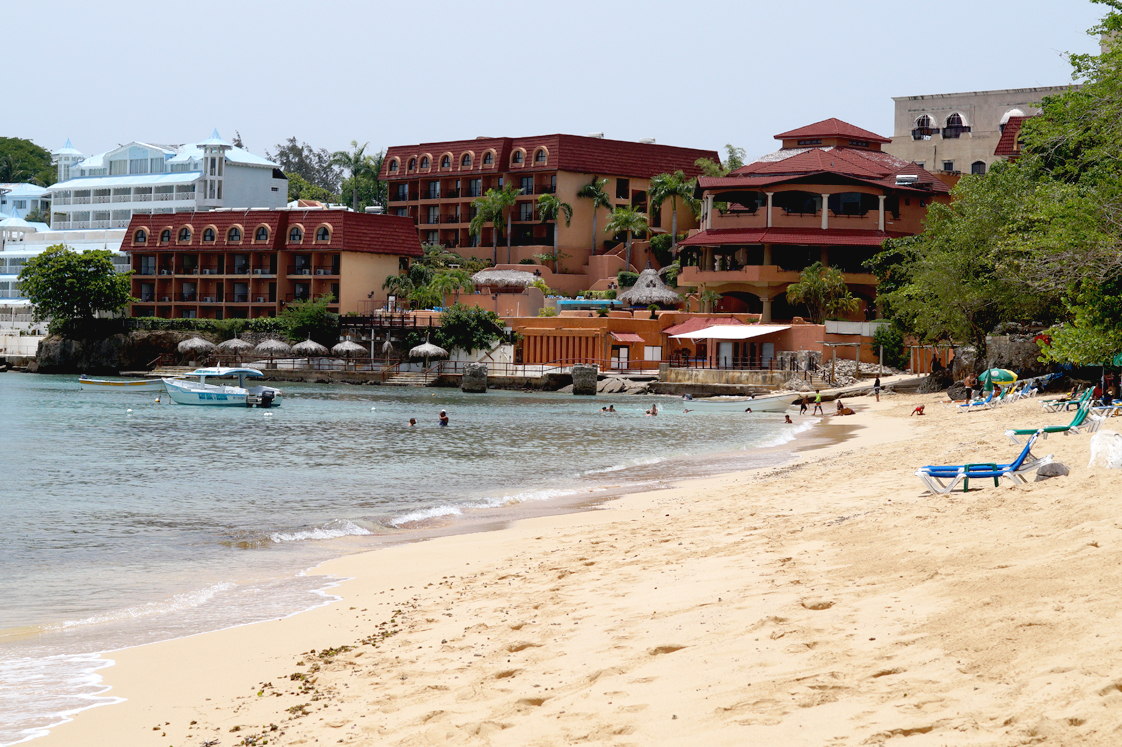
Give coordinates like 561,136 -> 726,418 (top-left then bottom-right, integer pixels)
380,134 -> 717,284
48,132 -> 287,230
1,225 -> 128,311
0,183 -> 50,220
122,207 -> 421,319
677,118 -> 951,322
884,86 -> 1072,177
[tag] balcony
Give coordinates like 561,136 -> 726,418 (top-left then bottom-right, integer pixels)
391,191 -> 417,202
285,293 -> 311,303
135,267 -> 156,276
154,193 -> 176,201
134,194 -> 153,202
176,293 -> 197,302
251,266 -> 276,276
229,294 -> 250,303
444,188 -> 460,198
536,184 -> 556,194
420,190 -> 440,200
313,266 -> 339,276
421,215 -> 440,226
198,266 -> 220,275
72,196 -> 91,204
92,195 -> 111,204
441,214 -> 461,224
289,267 -> 313,276
54,197 -> 72,205
230,265 -> 250,275
468,188 -> 483,198
677,264 -> 876,286
199,295 -> 222,304
139,293 -> 156,302
252,295 -> 272,304
911,127 -> 940,140
942,125 -> 972,139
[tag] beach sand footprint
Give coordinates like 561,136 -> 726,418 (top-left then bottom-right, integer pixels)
648,644 -> 687,656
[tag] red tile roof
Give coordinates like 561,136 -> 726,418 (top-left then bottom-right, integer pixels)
677,227 -> 907,248
610,332 -> 646,343
123,209 -> 422,256
773,118 -> 890,144
662,317 -> 744,336
381,134 -> 717,181
994,116 -> 1029,157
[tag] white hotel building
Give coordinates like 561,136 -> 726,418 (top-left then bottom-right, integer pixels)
48,131 -> 288,230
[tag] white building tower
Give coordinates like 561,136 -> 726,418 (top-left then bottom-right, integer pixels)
51,139 -> 83,184
198,129 -> 232,208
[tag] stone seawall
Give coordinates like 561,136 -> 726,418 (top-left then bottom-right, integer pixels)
29,330 -> 198,374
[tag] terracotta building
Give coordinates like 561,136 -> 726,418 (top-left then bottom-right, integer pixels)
123,208 -> 421,319
677,118 -> 950,322
379,134 -> 717,282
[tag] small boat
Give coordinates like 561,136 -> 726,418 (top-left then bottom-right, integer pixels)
163,367 -> 282,407
79,375 -> 176,392
686,392 -> 799,413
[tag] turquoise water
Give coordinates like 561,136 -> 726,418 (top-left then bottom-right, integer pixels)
0,373 -> 808,745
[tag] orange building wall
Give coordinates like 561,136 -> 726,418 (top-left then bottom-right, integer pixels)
338,252 -> 403,315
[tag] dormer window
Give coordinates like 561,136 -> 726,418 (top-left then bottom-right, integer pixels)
228,227 -> 242,242
943,113 -> 971,139
389,159 -> 399,172
420,156 -> 430,168
178,228 -> 191,242
134,229 -> 147,244
289,227 -> 303,242
316,226 -> 330,241
848,140 -> 869,147
461,153 -> 472,167
255,226 -> 269,241
512,151 -> 524,164
912,115 -> 938,141
160,229 -> 171,243
440,155 -> 451,168
797,139 -> 822,146
408,158 -> 416,171
202,228 -> 215,242
534,149 -> 547,163
483,151 -> 494,165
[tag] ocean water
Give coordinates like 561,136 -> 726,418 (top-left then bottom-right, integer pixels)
0,373 -> 810,745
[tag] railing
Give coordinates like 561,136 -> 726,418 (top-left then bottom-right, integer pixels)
252,266 -> 276,275
154,193 -> 176,201
230,294 -> 249,303
421,190 -> 440,200
112,193 -> 132,202
140,293 -> 155,302
134,194 -> 152,202
199,267 -> 221,275
421,215 -> 440,226
230,265 -> 250,275
199,295 -> 222,303
175,293 -> 197,302
54,197 -> 71,205
536,185 -> 556,194
340,313 -> 433,331
290,267 -> 312,276
93,196 -> 111,204
444,188 -> 460,198
313,266 -> 339,275
135,268 -> 156,276
285,293 -> 311,302
72,196 -> 91,204
441,214 -> 460,223
468,188 -> 482,197
92,220 -> 113,228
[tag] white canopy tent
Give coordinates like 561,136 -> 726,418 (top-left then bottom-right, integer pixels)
669,324 -> 790,341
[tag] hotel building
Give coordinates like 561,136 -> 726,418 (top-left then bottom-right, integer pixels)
678,118 -> 950,322
49,132 -> 287,230
122,207 -> 421,319
380,134 -> 717,271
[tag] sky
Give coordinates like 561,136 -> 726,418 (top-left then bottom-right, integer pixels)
12,0 -> 1105,165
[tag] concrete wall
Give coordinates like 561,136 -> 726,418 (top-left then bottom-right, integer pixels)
224,164 -> 287,209
338,252 -> 402,314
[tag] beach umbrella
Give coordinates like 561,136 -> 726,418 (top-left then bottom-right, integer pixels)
217,337 -> 252,352
254,338 -> 292,356
409,335 -> 448,369
332,341 -> 366,356
292,339 -> 329,356
178,336 -> 215,355
978,368 -> 1017,392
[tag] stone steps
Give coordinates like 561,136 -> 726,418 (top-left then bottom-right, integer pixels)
384,372 -> 436,387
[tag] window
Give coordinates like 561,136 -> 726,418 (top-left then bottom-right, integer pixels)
534,149 -> 546,163
616,178 -> 630,200
441,155 -> 451,168
178,227 -> 191,241
160,229 -> 171,243
408,158 -> 417,171
912,115 -> 937,141
420,156 -> 430,168
316,226 -> 330,241
395,184 -> 408,201
289,227 -> 303,242
134,229 -> 147,244
644,346 -> 662,362
942,160 -> 955,172
518,203 -> 534,221
469,178 -> 482,197
512,150 -> 524,164
848,140 -> 869,147
520,176 -> 533,195
461,153 -> 472,167
427,206 -> 439,224
255,226 -> 269,241
915,161 -> 925,169
797,139 -> 822,146
389,159 -> 399,172
971,161 -> 987,175
483,151 -> 494,165
130,158 -> 149,174
202,228 -> 216,242
426,230 -> 438,244
395,207 -> 409,217
228,227 -> 242,242
943,113 -> 970,139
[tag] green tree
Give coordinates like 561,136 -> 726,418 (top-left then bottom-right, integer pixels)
17,245 -> 133,334
330,140 -> 376,212
338,149 -> 387,212
433,303 -> 506,353
286,172 -> 338,204
536,193 -> 573,270
381,273 -> 414,303
279,293 -> 339,346
267,137 -> 340,192
648,171 -> 699,251
603,205 -> 648,272
495,183 -> 522,264
872,323 -> 909,370
576,177 -> 612,255
784,262 -> 859,324
469,191 -> 502,266
429,269 -> 474,307
23,207 -> 50,226
693,144 -> 745,178
0,137 -> 56,186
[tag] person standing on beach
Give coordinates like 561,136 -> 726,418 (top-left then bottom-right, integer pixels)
963,372 -> 977,403
874,376 -> 881,402
799,395 -> 809,415
812,390 -> 824,415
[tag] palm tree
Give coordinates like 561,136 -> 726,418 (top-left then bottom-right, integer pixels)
577,177 -> 612,255
536,194 -> 573,271
429,269 -> 474,307
603,206 -> 649,272
492,183 -> 522,264
382,273 -> 414,303
648,171 -> 699,252
469,191 -> 502,266
330,140 -> 371,212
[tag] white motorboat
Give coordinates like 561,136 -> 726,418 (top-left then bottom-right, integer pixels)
78,375 -> 178,392
163,367 -> 282,407
685,392 -> 800,413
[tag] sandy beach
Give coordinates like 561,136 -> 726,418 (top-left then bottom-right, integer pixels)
34,390 -> 1122,747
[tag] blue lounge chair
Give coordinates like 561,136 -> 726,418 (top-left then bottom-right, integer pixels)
955,389 -> 995,412
915,431 -> 1053,495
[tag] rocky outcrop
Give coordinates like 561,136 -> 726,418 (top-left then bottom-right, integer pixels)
31,330 -> 199,374
571,364 -> 598,396
462,362 -> 488,393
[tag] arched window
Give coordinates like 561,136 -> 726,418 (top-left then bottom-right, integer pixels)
971,161 -> 987,175
228,226 -> 242,242
289,226 -> 303,242
420,156 -> 430,168
943,113 -> 970,138
389,159 -> 399,172
160,229 -> 171,243
483,151 -> 494,165
512,150 -> 524,164
316,226 -> 331,241
946,113 -> 963,128
134,229 -> 147,244
534,149 -> 547,163
440,155 -> 451,168
408,158 -> 416,171
202,227 -> 215,242
255,226 -> 269,241
461,153 -> 472,167
178,227 -> 191,242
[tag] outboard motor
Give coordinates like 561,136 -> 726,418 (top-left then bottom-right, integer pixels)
260,390 -> 276,408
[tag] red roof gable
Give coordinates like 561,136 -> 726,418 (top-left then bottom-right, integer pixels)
994,116 -> 1029,157
773,118 -> 890,144
662,316 -> 744,336
678,227 -> 907,248
717,145 -> 948,195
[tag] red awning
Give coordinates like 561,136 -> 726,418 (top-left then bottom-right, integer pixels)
610,332 -> 645,343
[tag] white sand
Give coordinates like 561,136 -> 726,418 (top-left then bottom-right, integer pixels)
36,392 -> 1122,746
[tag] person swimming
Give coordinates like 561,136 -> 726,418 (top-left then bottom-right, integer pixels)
438,410 -> 449,426
409,418 -> 417,426
784,414 -> 793,423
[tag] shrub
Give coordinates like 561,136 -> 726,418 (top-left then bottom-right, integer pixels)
872,323 -> 909,369
617,271 -> 639,288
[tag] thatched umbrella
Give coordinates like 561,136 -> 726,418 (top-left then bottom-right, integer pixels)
471,269 -> 538,291
254,338 -> 292,361
616,268 -> 681,307
178,337 -> 215,362
292,339 -> 329,370
217,336 -> 251,363
332,340 -> 366,371
409,335 -> 448,370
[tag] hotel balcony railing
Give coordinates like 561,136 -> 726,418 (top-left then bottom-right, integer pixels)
175,293 -> 197,302
290,266 -> 313,276
441,214 -> 460,223
392,192 -> 417,202
73,196 -> 91,204
54,197 -> 71,205
154,193 -> 176,201
229,294 -> 250,303
134,194 -> 153,202
92,195 -> 111,204
285,293 -> 311,303
112,193 -> 132,202
229,265 -> 250,275
444,188 -> 460,198
942,125 -> 972,139
313,266 -> 340,276
135,267 -> 156,276
912,127 -> 940,139
421,216 -> 440,226
140,293 -> 156,302
251,266 -> 276,275
198,266 -> 221,275
536,185 -> 556,194
420,190 -> 440,200
468,188 -> 483,198
252,295 -> 272,303
91,220 -> 113,228
199,295 -> 223,303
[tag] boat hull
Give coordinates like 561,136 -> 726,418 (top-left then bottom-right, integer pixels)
164,379 -> 283,407
688,394 -> 799,413
79,378 -> 169,392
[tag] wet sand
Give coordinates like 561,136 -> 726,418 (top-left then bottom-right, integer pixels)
36,391 -> 1122,746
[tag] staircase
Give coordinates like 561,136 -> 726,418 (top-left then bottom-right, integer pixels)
149,365 -> 195,376
384,371 -> 437,387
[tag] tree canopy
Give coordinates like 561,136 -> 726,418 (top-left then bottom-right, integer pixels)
785,262 -> 859,324
17,245 -> 133,334
0,137 -> 56,187
267,137 -> 341,193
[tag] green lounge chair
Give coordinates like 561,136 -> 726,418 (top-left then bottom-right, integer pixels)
1005,399 -> 1102,444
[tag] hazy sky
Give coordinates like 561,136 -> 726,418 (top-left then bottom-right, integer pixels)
14,0 -> 1104,164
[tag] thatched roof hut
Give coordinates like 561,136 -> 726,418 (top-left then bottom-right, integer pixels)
292,339 -> 329,356
409,338 -> 449,360
616,268 -> 681,307
178,336 -> 215,354
332,341 -> 366,357
254,339 -> 292,356
216,337 -> 252,352
471,269 -> 538,291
